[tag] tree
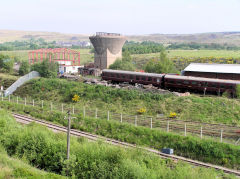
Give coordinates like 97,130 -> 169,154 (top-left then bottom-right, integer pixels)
31,60 -> 59,78
144,50 -> 178,74
19,61 -> 30,75
109,51 -> 136,71
0,54 -> 14,73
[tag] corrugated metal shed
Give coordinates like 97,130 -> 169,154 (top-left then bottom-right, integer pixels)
183,63 -> 240,74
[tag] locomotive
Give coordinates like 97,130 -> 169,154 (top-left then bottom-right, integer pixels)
101,69 -> 240,96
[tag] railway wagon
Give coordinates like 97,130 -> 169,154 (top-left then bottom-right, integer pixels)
102,69 -> 164,87
101,69 -> 240,96
164,75 -> 240,95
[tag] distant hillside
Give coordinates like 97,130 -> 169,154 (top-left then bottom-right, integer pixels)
0,29 -> 90,43
128,32 -> 240,45
1,30 -> 240,45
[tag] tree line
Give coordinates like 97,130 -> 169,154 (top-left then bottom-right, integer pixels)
167,43 -> 240,50
0,38 -> 58,51
122,41 -> 240,55
123,41 -> 164,54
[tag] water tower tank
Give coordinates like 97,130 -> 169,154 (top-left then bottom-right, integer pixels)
89,32 -> 127,69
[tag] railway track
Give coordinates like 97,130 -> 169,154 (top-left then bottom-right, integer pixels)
13,113 -> 240,177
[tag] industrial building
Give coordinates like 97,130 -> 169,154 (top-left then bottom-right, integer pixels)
182,63 -> 240,80
89,32 -> 127,70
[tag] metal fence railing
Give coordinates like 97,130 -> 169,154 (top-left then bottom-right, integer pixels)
1,94 -> 240,145
4,71 -> 40,97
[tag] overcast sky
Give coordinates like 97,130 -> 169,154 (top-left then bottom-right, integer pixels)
0,0 -> 240,35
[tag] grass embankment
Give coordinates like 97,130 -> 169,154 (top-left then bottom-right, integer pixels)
0,147 -> 65,179
14,78 -> 240,126
1,101 -> 240,171
0,109 -> 233,179
0,110 -> 65,179
0,73 -> 18,89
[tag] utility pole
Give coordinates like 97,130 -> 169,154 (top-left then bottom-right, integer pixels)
65,110 -> 76,160
66,110 -> 71,160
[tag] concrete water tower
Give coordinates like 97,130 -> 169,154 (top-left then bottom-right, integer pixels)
89,32 -> 127,69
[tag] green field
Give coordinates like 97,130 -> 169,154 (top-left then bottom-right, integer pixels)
133,50 -> 240,59
131,50 -> 240,70
2,49 -> 240,72
0,49 -> 94,65
2,49 -> 240,66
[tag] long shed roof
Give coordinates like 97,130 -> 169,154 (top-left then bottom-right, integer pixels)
183,63 -> 240,74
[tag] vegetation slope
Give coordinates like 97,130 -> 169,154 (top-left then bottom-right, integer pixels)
0,109 -> 234,179
13,77 -> 240,126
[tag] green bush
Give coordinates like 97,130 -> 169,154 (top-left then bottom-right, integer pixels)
144,50 -> 179,74
31,60 -> 58,78
0,54 -> 14,73
109,51 -> 136,71
19,61 -> 30,75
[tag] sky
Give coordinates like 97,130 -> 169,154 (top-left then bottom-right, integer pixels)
0,0 -> 240,35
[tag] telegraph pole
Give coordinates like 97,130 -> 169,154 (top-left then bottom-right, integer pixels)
66,110 -> 71,160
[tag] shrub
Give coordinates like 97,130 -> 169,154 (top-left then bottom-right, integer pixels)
109,51 -> 136,71
19,61 -> 30,75
145,50 -> 179,74
31,60 -> 58,78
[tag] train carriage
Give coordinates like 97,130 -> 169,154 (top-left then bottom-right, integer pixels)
101,69 -> 240,96
102,69 -> 164,87
164,75 -> 240,95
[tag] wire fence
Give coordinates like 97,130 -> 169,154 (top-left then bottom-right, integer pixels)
1,94 -> 240,145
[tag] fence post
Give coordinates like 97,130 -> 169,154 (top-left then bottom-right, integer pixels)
220,129 -> 223,143
62,104 -> 63,113
51,102 -> 53,111
107,111 -> 110,121
8,95 -> 10,102
17,96 -> 18,104
41,100 -> 43,108
167,121 -> 169,132
83,106 -> 85,118
32,99 -> 34,106
72,106 -> 75,114
120,113 -> 122,123
200,126 -> 203,139
24,97 -> 26,106
135,116 -> 137,126
184,123 -> 187,136
150,118 -> 153,129
95,108 -> 98,119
